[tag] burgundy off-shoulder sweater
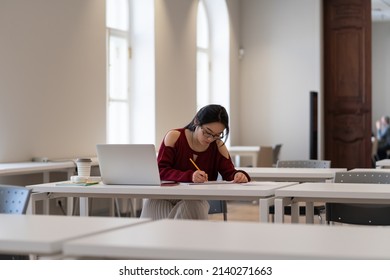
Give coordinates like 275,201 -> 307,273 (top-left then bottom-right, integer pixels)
157,128 -> 251,183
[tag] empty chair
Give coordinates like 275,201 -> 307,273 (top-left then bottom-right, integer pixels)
208,200 -> 227,221
276,160 -> 330,168
269,159 -> 331,222
257,146 -> 273,167
0,185 -> 31,260
327,171 -> 390,225
0,185 -> 31,214
272,144 -> 282,166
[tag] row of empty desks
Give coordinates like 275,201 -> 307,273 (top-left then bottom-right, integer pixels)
274,182 -> 390,223
2,214 -> 390,259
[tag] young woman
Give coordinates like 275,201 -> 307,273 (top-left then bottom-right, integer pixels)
140,104 -> 251,220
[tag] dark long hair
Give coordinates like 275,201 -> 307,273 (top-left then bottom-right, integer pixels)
184,104 -> 230,141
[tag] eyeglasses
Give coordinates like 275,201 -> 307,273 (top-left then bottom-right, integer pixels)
201,126 -> 224,140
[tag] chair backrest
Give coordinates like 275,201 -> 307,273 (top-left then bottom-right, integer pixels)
272,144 -> 282,165
334,171 -> 390,184
0,186 -> 32,260
258,146 -> 273,167
208,200 -> 227,221
0,185 -> 31,214
327,171 -> 390,225
276,160 -> 331,168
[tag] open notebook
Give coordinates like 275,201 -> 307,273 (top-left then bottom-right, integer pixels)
96,144 -> 165,186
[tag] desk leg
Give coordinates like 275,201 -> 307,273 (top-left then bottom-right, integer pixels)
27,193 -> 49,215
259,197 -> 273,223
291,202 -> 299,223
305,202 -> 314,224
42,199 -> 50,215
66,197 -> 73,216
26,196 -> 34,215
79,197 -> 89,216
251,154 -> 258,167
274,198 -> 286,223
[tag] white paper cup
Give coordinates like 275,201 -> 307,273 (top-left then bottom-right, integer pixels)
76,158 -> 92,177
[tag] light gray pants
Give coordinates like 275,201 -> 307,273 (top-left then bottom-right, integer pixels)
140,199 -> 210,220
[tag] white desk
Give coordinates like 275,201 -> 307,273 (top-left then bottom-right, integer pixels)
26,181 -> 297,222
229,146 -> 260,167
375,159 -> 390,169
240,167 -> 346,182
274,182 -> 390,223
0,161 -> 76,183
0,214 -> 149,256
0,158 -> 99,182
0,159 -> 99,215
63,219 -> 390,259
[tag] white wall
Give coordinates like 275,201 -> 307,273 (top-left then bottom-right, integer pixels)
372,21 -> 390,129
154,0 -> 198,146
153,0 -> 323,162
227,0 -> 241,145
0,0 -> 327,165
238,0 -> 322,160
0,0 -> 106,162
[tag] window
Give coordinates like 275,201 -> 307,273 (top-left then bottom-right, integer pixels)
106,0 -> 155,145
106,0 -> 130,144
196,0 -> 210,111
197,0 -> 230,112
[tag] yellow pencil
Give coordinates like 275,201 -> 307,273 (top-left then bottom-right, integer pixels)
189,158 -> 201,171
189,158 -> 208,181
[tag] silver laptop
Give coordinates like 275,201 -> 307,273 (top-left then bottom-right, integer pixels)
96,144 -> 162,185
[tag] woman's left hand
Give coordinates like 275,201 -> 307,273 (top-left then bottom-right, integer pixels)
233,172 -> 248,183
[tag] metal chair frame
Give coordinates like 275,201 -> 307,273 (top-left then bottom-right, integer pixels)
0,185 -> 31,260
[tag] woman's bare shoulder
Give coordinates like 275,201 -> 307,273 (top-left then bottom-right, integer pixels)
164,130 -> 181,147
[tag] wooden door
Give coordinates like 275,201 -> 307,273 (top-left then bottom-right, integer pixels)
323,0 -> 372,169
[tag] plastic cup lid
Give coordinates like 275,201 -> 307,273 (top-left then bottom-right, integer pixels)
76,158 -> 92,163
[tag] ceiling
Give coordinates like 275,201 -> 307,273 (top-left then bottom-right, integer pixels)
372,0 -> 390,21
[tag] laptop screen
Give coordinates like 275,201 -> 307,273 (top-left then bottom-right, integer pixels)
96,144 -> 162,185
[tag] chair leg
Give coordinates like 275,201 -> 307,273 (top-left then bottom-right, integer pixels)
222,201 -> 228,221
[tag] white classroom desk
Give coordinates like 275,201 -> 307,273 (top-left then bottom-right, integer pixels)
274,182 -> 390,223
0,214 -> 149,256
0,158 -> 99,183
228,146 -> 260,167
375,159 -> 390,169
63,219 -> 390,259
26,181 -> 297,222
0,161 -> 76,183
240,167 -> 346,182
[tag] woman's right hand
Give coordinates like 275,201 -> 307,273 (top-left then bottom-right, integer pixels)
192,170 -> 208,183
